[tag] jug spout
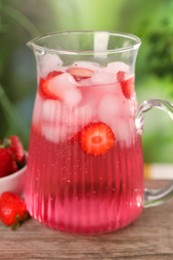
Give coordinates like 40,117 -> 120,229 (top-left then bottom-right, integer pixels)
26,35 -> 42,52
27,40 -> 34,50
26,37 -> 40,51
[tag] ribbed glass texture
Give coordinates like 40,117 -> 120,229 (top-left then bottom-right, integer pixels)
25,90 -> 144,234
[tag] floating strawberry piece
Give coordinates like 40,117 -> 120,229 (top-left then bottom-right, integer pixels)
117,70 -> 126,82
47,70 -> 63,80
39,70 -> 63,100
66,67 -> 94,81
120,77 -> 135,99
8,135 -> 25,165
39,78 -> 59,100
0,148 -> 14,178
117,71 -> 135,99
0,192 -> 29,228
79,122 -> 115,156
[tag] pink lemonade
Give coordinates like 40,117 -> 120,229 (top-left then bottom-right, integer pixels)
25,61 -> 144,234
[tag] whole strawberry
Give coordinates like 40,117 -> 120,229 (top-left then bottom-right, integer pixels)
0,192 -> 29,229
8,135 -> 25,166
0,135 -> 25,178
0,148 -> 15,178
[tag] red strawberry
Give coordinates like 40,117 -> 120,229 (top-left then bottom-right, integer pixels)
47,70 -> 63,80
0,192 -> 29,228
117,71 -> 135,99
8,135 -> 25,165
11,160 -> 18,173
39,78 -> 59,100
0,148 -> 14,178
120,77 -> 135,99
117,70 -> 126,82
79,122 -> 115,156
68,130 -> 82,143
66,67 -> 94,81
39,71 -> 63,100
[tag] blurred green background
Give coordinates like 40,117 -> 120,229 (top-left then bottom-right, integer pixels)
1,0 -> 173,163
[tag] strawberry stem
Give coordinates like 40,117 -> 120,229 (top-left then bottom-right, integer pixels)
3,138 -> 11,148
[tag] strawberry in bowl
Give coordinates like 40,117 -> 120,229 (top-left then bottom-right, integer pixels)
0,135 -> 27,196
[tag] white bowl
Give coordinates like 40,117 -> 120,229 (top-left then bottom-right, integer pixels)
0,154 -> 27,195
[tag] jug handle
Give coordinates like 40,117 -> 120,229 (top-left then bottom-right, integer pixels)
135,98 -> 173,208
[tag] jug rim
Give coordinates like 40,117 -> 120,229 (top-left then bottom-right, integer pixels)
27,30 -> 141,55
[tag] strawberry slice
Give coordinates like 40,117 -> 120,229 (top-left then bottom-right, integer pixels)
66,67 -> 94,81
79,122 -> 115,156
120,77 -> 135,99
39,78 -> 59,100
39,71 -> 63,100
117,71 -> 135,99
47,70 -> 63,80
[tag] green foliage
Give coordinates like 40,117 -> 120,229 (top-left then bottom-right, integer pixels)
0,1 -> 39,145
52,0 -> 126,30
120,0 -> 173,162
120,0 -> 173,81
0,84 -> 28,140
136,75 -> 173,162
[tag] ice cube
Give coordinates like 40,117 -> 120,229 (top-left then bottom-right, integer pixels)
61,106 -> 77,127
38,53 -> 63,78
98,94 -> 132,126
73,104 -> 94,127
98,94 -> 122,126
49,73 -> 82,107
61,104 -> 94,130
72,61 -> 100,71
106,62 -> 130,74
91,71 -> 115,84
49,72 -> 77,91
42,123 -> 70,143
112,119 -> 131,146
63,88 -> 82,107
42,100 -> 61,124
98,94 -> 135,146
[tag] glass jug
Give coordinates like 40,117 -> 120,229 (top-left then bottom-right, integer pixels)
25,31 -> 173,234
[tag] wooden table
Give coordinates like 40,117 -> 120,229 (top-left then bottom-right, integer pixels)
0,180 -> 173,260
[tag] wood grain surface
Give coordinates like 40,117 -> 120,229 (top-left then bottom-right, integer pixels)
0,180 -> 173,260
